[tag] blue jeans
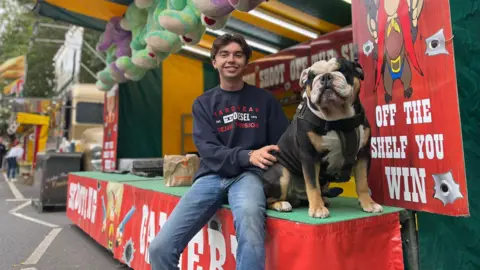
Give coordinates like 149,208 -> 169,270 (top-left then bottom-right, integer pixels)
149,171 -> 266,270
6,157 -> 17,179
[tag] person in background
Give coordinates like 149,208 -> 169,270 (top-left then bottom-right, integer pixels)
0,137 -> 6,170
148,33 -> 289,270
5,139 -> 24,181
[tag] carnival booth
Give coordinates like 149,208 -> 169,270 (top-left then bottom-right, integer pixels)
33,0 -> 479,269
8,112 -> 50,175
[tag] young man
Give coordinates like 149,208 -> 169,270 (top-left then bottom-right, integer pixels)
149,34 -> 289,269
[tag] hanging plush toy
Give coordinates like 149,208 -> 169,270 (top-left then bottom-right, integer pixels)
132,0 -> 182,69
228,0 -> 266,12
145,0 -> 183,53
180,21 -> 206,46
134,0 -> 153,9
117,3 -> 150,81
96,16 -> 132,59
192,0 -> 265,29
95,16 -> 133,90
96,47 -> 118,91
158,0 -> 203,36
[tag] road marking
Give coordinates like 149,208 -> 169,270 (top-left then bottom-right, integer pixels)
9,200 -> 59,228
21,268 -> 37,270
9,200 -> 31,213
10,212 -> 59,228
3,172 -> 24,199
23,228 -> 62,265
6,198 -> 32,202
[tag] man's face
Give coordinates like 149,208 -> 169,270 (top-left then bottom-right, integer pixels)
212,42 -> 247,80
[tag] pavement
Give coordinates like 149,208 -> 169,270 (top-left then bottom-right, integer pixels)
0,173 -> 131,270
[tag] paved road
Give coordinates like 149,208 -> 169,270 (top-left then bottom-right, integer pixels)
0,174 -> 130,270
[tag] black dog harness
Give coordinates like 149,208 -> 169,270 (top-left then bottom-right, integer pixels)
277,98 -> 367,186
300,101 -> 365,183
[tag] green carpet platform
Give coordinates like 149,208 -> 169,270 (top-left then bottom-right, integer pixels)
66,171 -> 405,269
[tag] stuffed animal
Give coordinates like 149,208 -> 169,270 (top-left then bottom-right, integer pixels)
96,47 -> 118,91
133,0 -> 182,69
95,16 -> 134,90
180,22 -> 206,46
121,3 -> 148,52
96,17 -> 132,59
158,0 -> 203,36
145,0 -> 183,53
228,0 -> 266,12
116,56 -> 148,81
117,3 -> 150,82
192,0 -> 234,17
192,0 -> 233,29
134,0 -> 153,9
200,13 -> 230,30
193,0 -> 265,29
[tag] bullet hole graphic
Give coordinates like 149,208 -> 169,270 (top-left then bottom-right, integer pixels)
425,28 -> 451,56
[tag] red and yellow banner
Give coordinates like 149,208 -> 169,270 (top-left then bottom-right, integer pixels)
243,27 -> 354,107
102,85 -> 119,171
67,174 -> 404,269
352,0 -> 469,216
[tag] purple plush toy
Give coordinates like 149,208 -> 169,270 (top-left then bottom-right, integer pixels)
96,17 -> 133,58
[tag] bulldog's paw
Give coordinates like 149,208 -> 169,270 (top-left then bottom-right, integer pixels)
309,205 -> 330,218
269,201 -> 292,212
359,197 -> 384,213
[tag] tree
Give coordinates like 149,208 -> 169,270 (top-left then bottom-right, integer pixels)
0,0 -> 104,98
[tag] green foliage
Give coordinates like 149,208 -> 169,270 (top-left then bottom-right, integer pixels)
0,0 -> 104,98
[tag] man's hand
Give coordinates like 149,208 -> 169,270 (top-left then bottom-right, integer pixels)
249,145 -> 280,169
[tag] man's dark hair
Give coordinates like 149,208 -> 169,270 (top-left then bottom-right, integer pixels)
210,33 -> 252,61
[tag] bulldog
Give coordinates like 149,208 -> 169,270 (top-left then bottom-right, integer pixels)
262,57 -> 384,218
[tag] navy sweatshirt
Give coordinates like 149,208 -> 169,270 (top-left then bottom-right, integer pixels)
192,83 -> 289,180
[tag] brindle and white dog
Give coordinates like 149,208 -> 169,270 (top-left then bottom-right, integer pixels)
262,57 -> 384,218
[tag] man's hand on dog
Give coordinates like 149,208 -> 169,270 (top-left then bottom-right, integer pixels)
249,145 -> 280,169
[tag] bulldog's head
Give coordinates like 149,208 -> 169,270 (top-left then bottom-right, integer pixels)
299,58 -> 364,120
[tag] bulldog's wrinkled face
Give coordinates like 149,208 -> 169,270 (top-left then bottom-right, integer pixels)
300,58 -> 364,117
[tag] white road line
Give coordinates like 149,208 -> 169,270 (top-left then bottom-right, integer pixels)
9,200 -> 31,213
10,212 -> 59,228
21,268 -> 37,270
3,172 -> 24,199
6,198 -> 31,202
23,228 -> 62,265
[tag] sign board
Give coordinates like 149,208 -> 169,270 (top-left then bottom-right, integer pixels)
67,175 -> 403,270
102,85 -> 119,171
352,0 -> 469,216
243,42 -> 311,106
243,27 -> 355,107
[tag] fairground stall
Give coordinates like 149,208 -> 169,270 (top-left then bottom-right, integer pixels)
33,0 -> 479,269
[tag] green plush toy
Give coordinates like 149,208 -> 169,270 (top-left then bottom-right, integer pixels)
116,56 -> 148,81
117,3 -> 151,79
180,21 -> 206,46
145,0 -> 183,53
120,3 -> 148,52
96,47 -> 117,91
158,0 -> 202,36
132,0 -> 182,69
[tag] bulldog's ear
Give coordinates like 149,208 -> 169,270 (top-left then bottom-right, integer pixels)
299,67 -> 310,88
353,61 -> 364,81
